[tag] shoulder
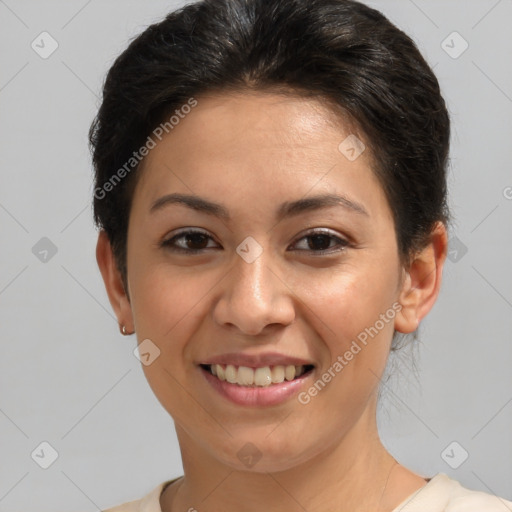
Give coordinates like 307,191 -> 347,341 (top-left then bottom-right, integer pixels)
394,473 -> 512,512
101,478 -> 179,512
444,479 -> 512,512
102,497 -> 140,512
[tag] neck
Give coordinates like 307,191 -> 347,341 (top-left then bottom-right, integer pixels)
161,399 -> 417,512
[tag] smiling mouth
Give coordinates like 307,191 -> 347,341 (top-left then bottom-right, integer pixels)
199,363 -> 315,387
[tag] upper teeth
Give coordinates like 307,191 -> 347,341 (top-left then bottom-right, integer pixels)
209,364 -> 307,387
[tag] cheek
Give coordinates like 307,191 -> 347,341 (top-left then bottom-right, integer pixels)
292,261 -> 399,409
130,252 -> 399,355
131,262 -> 199,330
130,264 -> 224,370
131,267 -> 211,416
294,260 -> 398,343
293,274 -> 397,417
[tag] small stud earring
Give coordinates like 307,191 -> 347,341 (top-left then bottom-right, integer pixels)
121,325 -> 131,335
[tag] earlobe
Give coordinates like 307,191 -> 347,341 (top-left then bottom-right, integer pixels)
394,222 -> 448,334
96,230 -> 134,333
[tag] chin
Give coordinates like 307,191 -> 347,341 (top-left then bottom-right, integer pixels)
211,435 -> 318,474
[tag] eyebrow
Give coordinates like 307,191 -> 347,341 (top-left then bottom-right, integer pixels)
149,192 -> 369,221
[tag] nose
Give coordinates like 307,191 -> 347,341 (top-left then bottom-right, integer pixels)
212,244 -> 296,336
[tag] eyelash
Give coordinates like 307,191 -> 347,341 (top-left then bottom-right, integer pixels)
160,228 -> 350,255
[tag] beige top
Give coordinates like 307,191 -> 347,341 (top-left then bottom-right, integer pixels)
102,473 -> 512,511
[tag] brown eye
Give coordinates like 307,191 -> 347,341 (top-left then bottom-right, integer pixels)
306,234 -> 333,251
161,229 -> 219,253
291,230 -> 349,255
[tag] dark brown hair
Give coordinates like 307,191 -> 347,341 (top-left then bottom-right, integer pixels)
89,0 -> 450,319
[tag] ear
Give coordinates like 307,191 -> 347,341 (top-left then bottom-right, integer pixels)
96,230 -> 134,334
394,222 -> 448,333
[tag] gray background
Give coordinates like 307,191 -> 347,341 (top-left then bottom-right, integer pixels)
1,0 -> 511,510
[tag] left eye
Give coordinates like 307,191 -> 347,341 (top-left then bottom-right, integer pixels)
292,230 -> 349,253
161,229 -> 349,254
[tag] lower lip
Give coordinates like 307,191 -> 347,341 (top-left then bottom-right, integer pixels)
199,366 -> 314,407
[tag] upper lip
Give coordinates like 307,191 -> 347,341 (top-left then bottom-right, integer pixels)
199,352 -> 315,368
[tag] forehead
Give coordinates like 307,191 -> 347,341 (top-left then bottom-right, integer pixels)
132,90 -> 390,223
137,91 -> 364,176
165,91 -> 357,152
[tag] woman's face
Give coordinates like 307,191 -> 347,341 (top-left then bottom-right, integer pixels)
117,91 -> 419,472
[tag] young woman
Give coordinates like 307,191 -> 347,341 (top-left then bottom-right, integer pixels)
90,0 -> 512,510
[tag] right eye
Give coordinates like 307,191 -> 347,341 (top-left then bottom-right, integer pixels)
161,229 -> 220,254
